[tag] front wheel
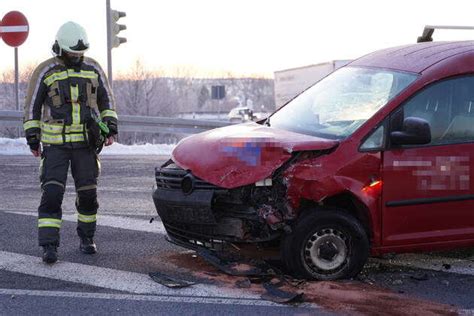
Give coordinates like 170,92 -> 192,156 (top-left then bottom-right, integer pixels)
281,209 -> 369,280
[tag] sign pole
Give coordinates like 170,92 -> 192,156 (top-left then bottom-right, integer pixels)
14,47 -> 19,111
15,47 -> 21,137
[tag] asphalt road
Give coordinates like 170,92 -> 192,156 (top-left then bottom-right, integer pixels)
0,155 -> 473,315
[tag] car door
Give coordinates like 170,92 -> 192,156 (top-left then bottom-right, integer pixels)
382,75 -> 474,247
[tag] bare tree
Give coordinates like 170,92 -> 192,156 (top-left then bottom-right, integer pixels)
114,60 -> 155,116
197,85 -> 210,109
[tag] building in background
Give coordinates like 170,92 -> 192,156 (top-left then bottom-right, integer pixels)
274,60 -> 351,108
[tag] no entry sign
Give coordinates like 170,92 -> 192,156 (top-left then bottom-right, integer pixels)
0,11 -> 29,47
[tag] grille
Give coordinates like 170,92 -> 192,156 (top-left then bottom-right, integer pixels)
155,165 -> 220,191
164,222 -> 236,250
165,222 -> 216,240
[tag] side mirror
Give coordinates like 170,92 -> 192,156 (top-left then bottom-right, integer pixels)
390,117 -> 431,145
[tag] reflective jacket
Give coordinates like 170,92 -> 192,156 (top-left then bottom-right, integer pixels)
23,56 -> 118,147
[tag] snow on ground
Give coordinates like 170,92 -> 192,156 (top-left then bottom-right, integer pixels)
101,141 -> 175,156
0,138 -> 175,156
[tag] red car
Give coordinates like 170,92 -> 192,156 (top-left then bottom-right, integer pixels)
153,36 -> 474,280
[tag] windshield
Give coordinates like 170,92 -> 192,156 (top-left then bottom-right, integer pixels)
268,67 -> 417,139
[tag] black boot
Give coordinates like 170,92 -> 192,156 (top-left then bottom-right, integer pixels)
42,245 -> 58,264
79,237 -> 97,254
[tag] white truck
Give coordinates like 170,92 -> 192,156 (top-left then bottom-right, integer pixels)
274,60 -> 351,108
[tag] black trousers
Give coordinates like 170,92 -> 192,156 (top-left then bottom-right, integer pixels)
38,145 -> 100,246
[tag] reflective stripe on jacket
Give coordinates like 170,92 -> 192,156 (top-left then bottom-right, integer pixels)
23,57 -> 117,145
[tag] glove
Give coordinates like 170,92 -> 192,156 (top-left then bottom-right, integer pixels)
28,141 -> 40,151
104,117 -> 118,137
26,131 -> 40,151
86,118 -> 102,148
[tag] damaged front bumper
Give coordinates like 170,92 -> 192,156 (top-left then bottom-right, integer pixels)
152,163 -> 287,250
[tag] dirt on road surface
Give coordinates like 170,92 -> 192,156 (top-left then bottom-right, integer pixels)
163,251 -> 458,316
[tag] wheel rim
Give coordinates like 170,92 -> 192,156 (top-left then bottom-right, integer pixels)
304,228 -> 349,274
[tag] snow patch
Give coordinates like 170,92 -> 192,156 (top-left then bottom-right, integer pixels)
101,142 -> 175,156
0,138 -> 174,156
0,138 -> 30,155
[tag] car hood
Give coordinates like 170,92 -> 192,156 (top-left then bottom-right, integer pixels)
172,122 -> 339,188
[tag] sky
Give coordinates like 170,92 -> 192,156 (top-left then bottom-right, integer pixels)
1,0 -> 474,78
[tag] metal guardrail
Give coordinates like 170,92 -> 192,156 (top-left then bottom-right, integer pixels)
0,110 -> 231,134
0,110 -> 22,128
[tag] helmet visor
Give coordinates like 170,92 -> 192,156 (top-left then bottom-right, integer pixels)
68,39 -> 89,53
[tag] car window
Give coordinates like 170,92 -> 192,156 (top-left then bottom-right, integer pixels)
360,124 -> 385,151
398,75 -> 474,146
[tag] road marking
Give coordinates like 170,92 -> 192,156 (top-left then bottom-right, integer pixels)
374,253 -> 474,276
0,251 -> 255,298
2,184 -> 152,193
0,251 -> 320,309
0,289 -> 305,308
2,210 -> 165,234
0,207 -> 154,217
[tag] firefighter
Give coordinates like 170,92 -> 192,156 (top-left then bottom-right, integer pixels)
23,21 -> 118,264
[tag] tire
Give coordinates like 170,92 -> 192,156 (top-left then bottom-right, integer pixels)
281,208 -> 369,280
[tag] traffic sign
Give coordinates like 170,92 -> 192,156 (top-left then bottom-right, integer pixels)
0,11 -> 29,47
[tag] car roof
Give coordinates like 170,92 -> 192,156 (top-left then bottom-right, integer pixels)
350,41 -> 474,74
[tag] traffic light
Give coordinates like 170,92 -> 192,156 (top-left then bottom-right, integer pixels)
110,10 -> 126,48
105,1 -> 127,84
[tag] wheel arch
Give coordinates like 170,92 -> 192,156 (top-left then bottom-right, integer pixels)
299,191 -> 374,242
